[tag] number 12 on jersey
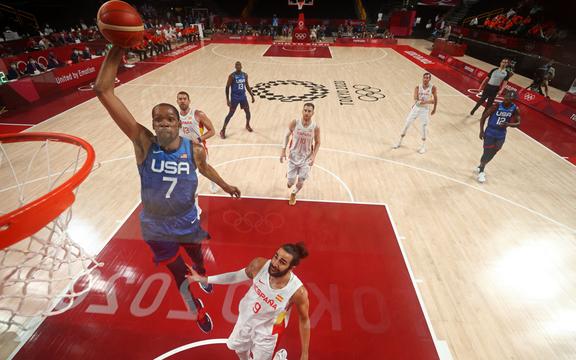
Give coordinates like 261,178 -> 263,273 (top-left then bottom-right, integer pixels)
496,117 -> 507,126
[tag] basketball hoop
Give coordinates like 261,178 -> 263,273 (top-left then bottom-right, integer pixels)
0,132 -> 102,334
297,0 -> 305,11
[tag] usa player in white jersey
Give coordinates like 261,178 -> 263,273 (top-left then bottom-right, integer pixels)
280,103 -> 321,206
95,45 -> 241,334
393,72 -> 438,154
187,243 -> 310,360
176,91 -> 219,194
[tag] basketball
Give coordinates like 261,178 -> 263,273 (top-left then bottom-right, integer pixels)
97,0 -> 144,48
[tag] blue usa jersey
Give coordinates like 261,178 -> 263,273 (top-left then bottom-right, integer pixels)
137,137 -> 199,237
231,72 -> 247,101
485,102 -> 517,139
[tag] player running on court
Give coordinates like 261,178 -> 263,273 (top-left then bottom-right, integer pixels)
177,90 -> 219,194
95,45 -> 241,334
392,72 -> 438,154
220,61 -> 256,139
187,242 -> 311,360
476,90 -> 521,183
280,103 -> 321,206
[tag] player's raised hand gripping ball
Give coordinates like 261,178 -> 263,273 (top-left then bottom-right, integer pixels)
97,0 -> 144,48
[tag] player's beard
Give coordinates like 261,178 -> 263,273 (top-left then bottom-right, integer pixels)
156,129 -> 177,147
268,264 -> 292,278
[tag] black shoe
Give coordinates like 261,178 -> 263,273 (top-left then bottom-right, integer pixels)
194,298 -> 213,333
199,282 -> 213,294
219,129 -> 226,139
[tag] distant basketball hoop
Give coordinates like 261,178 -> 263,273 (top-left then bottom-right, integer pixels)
288,0 -> 313,11
0,132 -> 102,334
297,0 -> 305,11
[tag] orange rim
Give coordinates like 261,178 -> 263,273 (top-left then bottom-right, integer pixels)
0,132 -> 96,249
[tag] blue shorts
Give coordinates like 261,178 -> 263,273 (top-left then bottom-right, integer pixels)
231,97 -> 249,110
483,136 -> 505,150
141,217 -> 209,263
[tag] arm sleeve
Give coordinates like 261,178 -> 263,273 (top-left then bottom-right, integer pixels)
207,268 -> 250,284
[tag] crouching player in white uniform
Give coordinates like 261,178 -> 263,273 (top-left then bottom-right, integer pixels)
187,243 -> 311,360
393,72 -> 438,154
280,103 -> 321,206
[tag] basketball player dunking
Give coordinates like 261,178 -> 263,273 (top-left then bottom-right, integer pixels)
177,91 -> 219,194
95,45 -> 241,333
280,103 -> 321,206
187,243 -> 310,360
220,61 -> 255,139
476,90 -> 521,183
393,72 -> 438,154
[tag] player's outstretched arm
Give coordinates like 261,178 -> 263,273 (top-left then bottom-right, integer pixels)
185,257 -> 267,284
192,143 -> 241,197
280,120 -> 297,163
94,45 -> 152,163
195,110 -> 215,141
293,286 -> 311,360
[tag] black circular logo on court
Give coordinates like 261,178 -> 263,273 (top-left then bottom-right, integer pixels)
252,80 -> 329,102
353,84 -> 385,102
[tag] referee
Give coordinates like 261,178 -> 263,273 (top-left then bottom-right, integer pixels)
470,58 -> 513,116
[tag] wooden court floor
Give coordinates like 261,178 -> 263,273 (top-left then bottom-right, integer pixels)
1,40 -> 575,359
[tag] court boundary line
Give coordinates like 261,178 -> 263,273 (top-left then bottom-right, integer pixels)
385,204 -> 446,359
153,338 -> 228,360
210,43 -> 389,66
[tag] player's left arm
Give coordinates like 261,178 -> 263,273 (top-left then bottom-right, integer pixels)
195,110 -> 215,141
506,108 -> 521,127
193,144 -> 241,197
293,286 -> 310,360
309,126 -> 321,167
430,86 -> 438,115
245,73 -> 255,103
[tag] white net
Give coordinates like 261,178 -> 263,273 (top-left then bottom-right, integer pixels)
0,135 -> 102,334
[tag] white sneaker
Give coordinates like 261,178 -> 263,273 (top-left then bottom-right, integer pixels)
209,181 -> 219,193
417,146 -> 426,154
477,171 -> 486,183
273,349 -> 288,360
474,167 -> 480,174
392,142 -> 401,149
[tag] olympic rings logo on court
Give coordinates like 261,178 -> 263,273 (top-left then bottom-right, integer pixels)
222,210 -> 285,234
353,85 -> 386,102
252,80 -> 329,102
523,93 -> 535,101
294,33 -> 307,40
